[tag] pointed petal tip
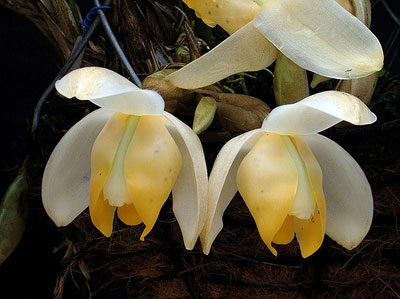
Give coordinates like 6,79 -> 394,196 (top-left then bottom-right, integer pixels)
333,237 -> 362,251
140,226 -> 151,241
200,236 -> 212,255
46,210 -> 74,228
184,242 -> 195,251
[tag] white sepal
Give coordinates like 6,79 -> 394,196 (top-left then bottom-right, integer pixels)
162,112 -> 208,250
303,134 -> 373,249
42,109 -> 114,226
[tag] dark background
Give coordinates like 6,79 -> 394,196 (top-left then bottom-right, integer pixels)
0,1 -> 399,298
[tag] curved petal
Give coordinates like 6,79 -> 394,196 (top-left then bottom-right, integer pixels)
166,22 -> 277,89
200,129 -> 265,254
254,0 -> 383,79
302,134 -> 373,250
262,91 -> 376,135
162,112 -> 208,250
56,67 -> 164,115
124,116 -> 181,241
42,109 -> 114,226
237,133 -> 298,256
182,0 -> 260,34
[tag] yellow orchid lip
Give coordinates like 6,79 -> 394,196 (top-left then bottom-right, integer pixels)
90,112 -> 182,238
237,133 -> 326,258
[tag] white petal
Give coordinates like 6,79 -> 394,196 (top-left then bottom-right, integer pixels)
254,0 -> 383,79
162,112 -> 208,250
201,129 -> 265,254
262,91 -> 376,135
90,90 -> 164,116
42,109 -> 114,226
166,22 -> 277,89
55,67 -> 164,115
303,134 -> 373,250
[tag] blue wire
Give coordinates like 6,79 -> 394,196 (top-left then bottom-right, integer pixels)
80,6 -> 111,37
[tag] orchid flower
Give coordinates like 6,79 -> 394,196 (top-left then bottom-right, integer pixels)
201,91 -> 376,257
166,0 -> 383,89
42,67 -> 208,250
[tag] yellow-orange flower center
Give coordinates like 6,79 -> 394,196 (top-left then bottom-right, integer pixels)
237,132 -> 326,257
88,112 -> 182,238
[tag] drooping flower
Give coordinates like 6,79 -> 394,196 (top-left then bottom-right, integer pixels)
166,0 -> 383,89
201,91 -> 376,257
42,67 -> 208,250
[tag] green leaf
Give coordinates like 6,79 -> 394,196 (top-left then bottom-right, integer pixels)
193,96 -> 217,134
274,52 -> 309,106
0,166 -> 29,265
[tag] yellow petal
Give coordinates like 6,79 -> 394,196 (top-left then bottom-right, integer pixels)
273,215 -> 294,245
291,136 -> 326,258
89,112 -> 128,236
237,133 -> 298,256
125,116 -> 182,240
183,0 -> 260,34
90,191 -> 116,237
117,204 -> 142,226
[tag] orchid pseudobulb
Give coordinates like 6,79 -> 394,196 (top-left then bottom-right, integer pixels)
166,0 -> 383,89
202,91 -> 376,257
42,67 -> 208,250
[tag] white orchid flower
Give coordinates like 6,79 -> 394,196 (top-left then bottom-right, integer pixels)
42,67 -> 208,250
166,0 -> 383,89
201,91 -> 376,257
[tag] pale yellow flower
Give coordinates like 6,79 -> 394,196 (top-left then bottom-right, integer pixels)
42,67 -> 208,249
202,91 -> 376,257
